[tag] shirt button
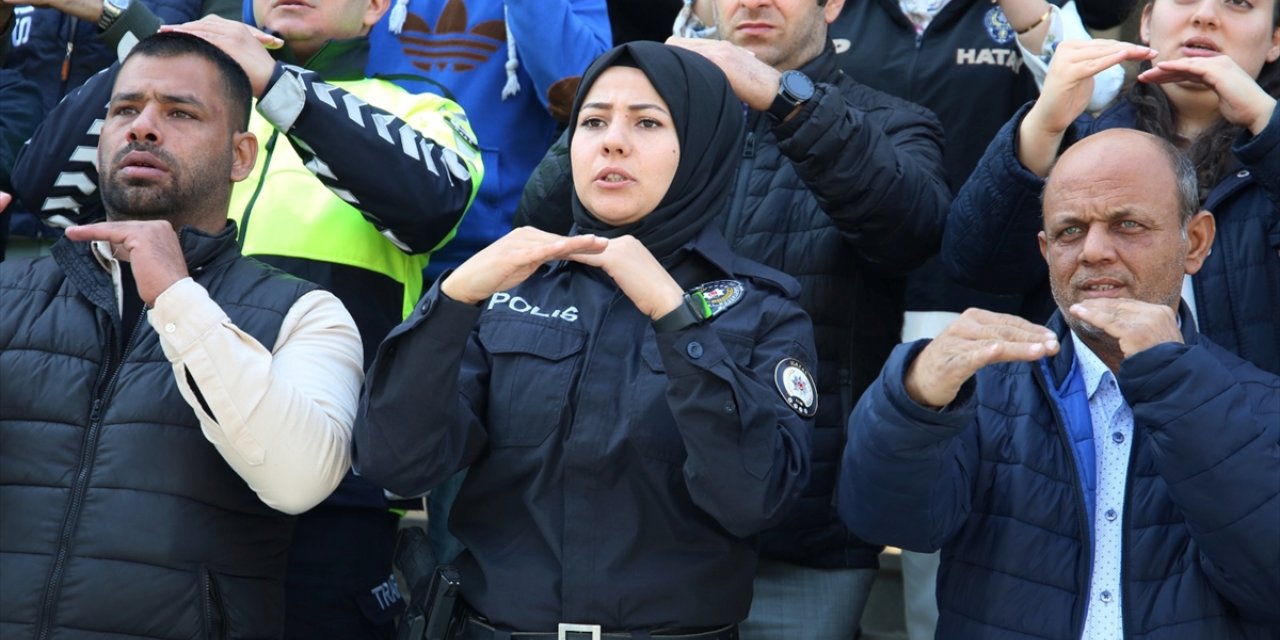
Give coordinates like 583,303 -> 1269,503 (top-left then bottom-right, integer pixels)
1237,169 -> 1251,178
1112,431 -> 1124,444
1100,590 -> 1113,603
723,401 -> 736,413
686,341 -> 704,359
1105,508 -> 1117,522
164,323 -> 176,333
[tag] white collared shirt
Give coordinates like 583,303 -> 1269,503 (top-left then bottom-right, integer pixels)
1072,332 -> 1135,640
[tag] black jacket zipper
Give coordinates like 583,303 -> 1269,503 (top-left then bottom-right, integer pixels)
34,310 -> 148,640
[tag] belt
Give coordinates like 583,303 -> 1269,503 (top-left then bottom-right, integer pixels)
458,616 -> 739,640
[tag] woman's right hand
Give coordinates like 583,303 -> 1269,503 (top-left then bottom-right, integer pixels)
441,227 -> 607,305
1019,39 -> 1155,176
1139,55 -> 1278,136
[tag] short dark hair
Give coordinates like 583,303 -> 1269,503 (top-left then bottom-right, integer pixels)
123,32 -> 253,131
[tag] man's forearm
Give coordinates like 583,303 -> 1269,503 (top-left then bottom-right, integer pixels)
258,65 -> 482,254
150,281 -> 363,515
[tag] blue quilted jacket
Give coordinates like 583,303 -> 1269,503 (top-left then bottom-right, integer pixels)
837,309 -> 1280,639
943,100 -> 1280,375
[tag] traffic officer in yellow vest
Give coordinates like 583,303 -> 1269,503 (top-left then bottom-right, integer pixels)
10,0 -> 483,636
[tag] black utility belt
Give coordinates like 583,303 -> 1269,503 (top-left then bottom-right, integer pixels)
458,616 -> 739,640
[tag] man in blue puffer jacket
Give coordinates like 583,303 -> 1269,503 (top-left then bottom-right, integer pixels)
839,129 -> 1280,639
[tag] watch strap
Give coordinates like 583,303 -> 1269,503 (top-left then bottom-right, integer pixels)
98,0 -> 126,31
653,290 -> 711,333
767,70 -> 814,122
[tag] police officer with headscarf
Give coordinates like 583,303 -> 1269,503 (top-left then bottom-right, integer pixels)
352,41 -> 817,638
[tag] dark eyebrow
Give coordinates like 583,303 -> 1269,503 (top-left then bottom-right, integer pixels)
110,91 -> 207,109
580,101 -> 670,115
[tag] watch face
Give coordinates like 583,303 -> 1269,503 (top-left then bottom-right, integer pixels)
782,71 -> 815,102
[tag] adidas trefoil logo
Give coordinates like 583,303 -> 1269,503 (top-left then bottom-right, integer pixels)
399,0 -> 505,73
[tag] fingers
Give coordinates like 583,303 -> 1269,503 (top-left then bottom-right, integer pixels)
247,25 -> 285,49
1068,299 -> 1173,333
0,191 -> 11,213
1068,299 -> 1182,357
523,234 -> 608,266
160,18 -> 282,48
948,308 -> 1058,346
1051,40 -> 1156,78
64,221 -> 137,244
905,309 -> 1062,408
160,17 -> 281,95
1136,58 -> 1219,86
1137,56 -> 1247,87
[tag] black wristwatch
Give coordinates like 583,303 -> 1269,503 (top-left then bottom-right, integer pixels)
653,290 -> 713,333
767,70 -> 815,123
98,0 -> 130,31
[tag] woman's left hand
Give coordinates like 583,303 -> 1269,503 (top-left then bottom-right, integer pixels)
566,235 -> 685,320
1139,56 -> 1277,135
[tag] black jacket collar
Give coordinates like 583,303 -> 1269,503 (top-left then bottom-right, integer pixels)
273,36 -> 370,81
796,41 -> 841,85
52,222 -> 243,317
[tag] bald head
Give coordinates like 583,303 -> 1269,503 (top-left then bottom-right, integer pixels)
1046,129 -> 1199,229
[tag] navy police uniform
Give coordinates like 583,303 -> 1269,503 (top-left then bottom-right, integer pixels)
353,226 -> 815,633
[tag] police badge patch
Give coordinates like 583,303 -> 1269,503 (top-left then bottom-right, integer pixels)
983,7 -> 1016,45
694,280 -> 744,317
774,358 -> 818,418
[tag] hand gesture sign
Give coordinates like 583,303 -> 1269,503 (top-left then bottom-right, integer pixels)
666,36 -> 781,112
1068,299 -> 1182,362
160,16 -> 284,98
441,227 -> 608,305
1020,40 -> 1156,176
905,309 -> 1061,408
1138,55 -> 1277,135
64,220 -> 189,306
564,235 -> 684,320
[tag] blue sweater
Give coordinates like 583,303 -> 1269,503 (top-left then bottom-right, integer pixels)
838,309 -> 1280,638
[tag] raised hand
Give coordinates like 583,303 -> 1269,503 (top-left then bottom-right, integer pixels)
441,227 -> 608,306
1138,55 -> 1277,135
904,309 -> 1061,409
563,235 -> 684,320
1068,298 -> 1182,362
666,36 -> 781,112
1020,40 -> 1156,176
64,220 -> 189,306
159,16 -> 284,98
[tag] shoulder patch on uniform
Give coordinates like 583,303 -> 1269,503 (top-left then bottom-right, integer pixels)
693,280 -> 744,318
774,358 -> 817,418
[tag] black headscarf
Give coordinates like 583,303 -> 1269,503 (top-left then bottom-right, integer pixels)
568,41 -> 744,259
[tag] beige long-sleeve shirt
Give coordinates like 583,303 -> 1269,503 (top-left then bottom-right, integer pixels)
93,241 -> 364,514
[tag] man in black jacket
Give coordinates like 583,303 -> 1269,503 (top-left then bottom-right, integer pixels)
11,0 -> 484,633
0,33 -> 363,639
519,0 -> 949,636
